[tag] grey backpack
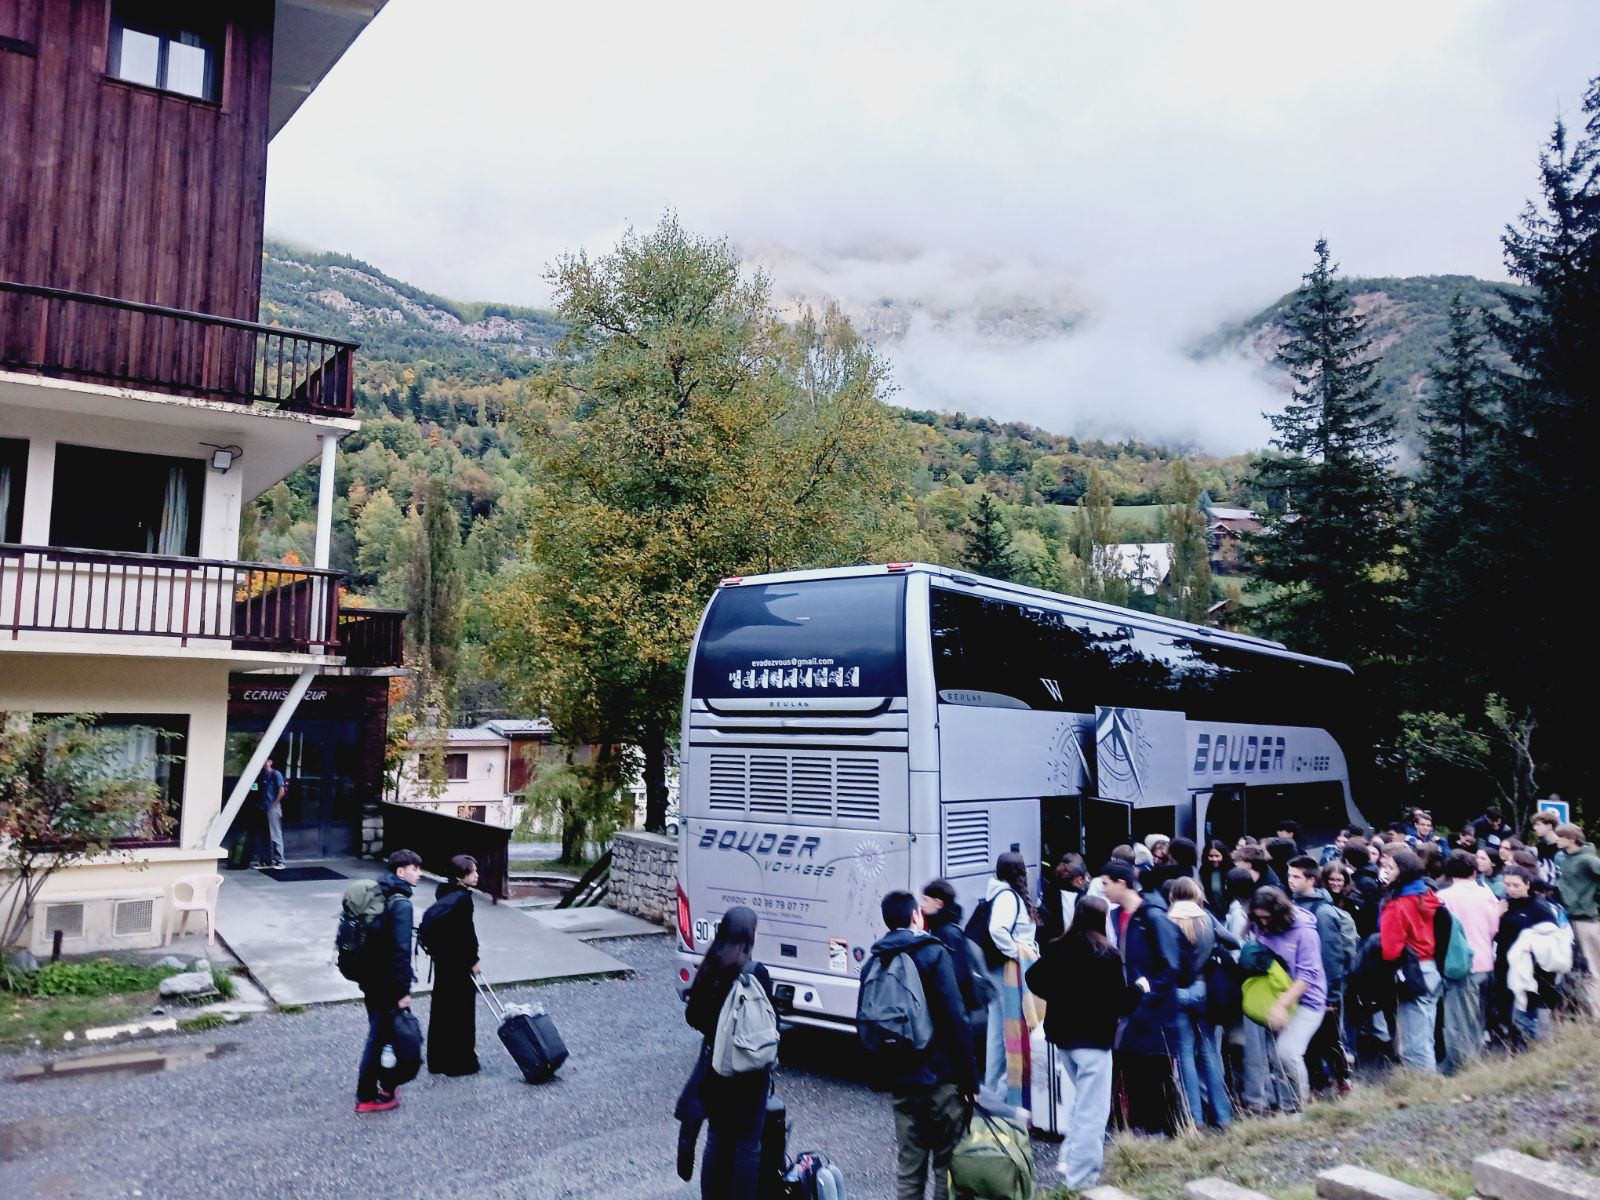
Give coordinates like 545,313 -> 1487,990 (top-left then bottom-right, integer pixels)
857,938 -> 935,1064
711,967 -> 780,1076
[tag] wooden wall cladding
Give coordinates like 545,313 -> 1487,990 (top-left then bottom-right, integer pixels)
0,0 -> 275,322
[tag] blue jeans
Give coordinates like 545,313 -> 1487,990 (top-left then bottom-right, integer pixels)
356,997 -> 398,1102
1173,982 -> 1232,1127
1440,971 -> 1488,1075
1059,1048 -> 1114,1191
1396,960 -> 1442,1072
983,963 -> 1007,1095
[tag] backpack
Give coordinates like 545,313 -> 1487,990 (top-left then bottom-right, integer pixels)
1435,903 -> 1475,982
711,967 -> 780,1076
1202,947 -> 1243,1027
1238,943 -> 1298,1027
948,1105 -> 1034,1200
1308,900 -> 1358,987
782,1152 -> 847,1200
856,940 -> 936,1067
334,879 -> 392,982
964,889 -> 1019,971
416,895 -> 451,957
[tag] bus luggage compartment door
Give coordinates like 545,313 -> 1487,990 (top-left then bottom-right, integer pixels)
681,819 -> 910,986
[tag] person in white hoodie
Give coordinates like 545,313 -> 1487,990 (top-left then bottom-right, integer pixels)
979,850 -> 1039,1106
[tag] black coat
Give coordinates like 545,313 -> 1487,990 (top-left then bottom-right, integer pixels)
925,904 -> 982,1016
863,929 -> 977,1096
1116,895 -> 1181,1056
421,881 -> 479,969
1027,935 -> 1141,1050
684,960 -> 776,1114
360,873 -> 415,1004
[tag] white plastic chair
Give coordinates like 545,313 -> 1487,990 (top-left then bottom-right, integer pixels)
165,873 -> 224,945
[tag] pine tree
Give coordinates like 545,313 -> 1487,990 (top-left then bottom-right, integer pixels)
1248,239 -> 1398,666
1479,77 -> 1600,793
1406,296 -> 1500,705
961,492 -> 1019,579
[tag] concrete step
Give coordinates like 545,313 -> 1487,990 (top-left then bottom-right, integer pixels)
1084,1187 -> 1145,1200
1186,1179 -> 1277,1200
1316,1165 -> 1446,1200
1472,1149 -> 1600,1200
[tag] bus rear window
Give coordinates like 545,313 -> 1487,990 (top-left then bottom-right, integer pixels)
691,576 -> 907,700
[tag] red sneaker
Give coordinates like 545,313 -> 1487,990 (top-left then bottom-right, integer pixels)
355,1092 -> 399,1113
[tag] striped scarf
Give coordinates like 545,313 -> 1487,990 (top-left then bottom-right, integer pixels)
1001,958 -> 1032,1111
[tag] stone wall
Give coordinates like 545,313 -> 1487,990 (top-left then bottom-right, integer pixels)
361,799 -> 384,859
608,831 -> 677,927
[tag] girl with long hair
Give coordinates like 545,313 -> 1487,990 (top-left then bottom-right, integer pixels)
982,850 -> 1039,1107
1378,848 -> 1442,1072
683,906 -> 774,1199
1248,885 -> 1327,1111
1025,895 -> 1140,1191
1167,876 -> 1238,1128
1201,840 -> 1232,913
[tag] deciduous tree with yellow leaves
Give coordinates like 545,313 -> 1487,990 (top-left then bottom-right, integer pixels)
488,214 -> 919,834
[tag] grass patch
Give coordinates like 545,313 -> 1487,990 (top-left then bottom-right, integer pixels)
210,968 -> 237,1000
277,1003 -> 308,1016
178,1013 -> 230,1033
0,990 -> 152,1050
1042,1019 -> 1600,1200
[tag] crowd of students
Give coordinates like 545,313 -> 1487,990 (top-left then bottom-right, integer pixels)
675,808 -> 1598,1200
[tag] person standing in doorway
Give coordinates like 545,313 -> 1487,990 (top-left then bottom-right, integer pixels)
258,757 -> 287,869
421,854 -> 482,1077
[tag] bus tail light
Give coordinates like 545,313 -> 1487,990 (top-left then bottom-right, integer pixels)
677,882 -> 692,949
886,562 -> 911,571
719,576 -> 743,587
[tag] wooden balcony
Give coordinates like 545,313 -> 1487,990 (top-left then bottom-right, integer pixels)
0,544 -> 341,656
0,281 -> 357,416
337,606 -> 407,669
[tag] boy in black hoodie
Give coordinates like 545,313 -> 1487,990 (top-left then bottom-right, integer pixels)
865,890 -> 976,1200
356,849 -> 422,1112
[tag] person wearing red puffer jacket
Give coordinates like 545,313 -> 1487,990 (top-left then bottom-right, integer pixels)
1379,847 -> 1442,1072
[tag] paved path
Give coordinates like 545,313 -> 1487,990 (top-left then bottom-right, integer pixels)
0,936 -> 1063,1199
215,859 -> 628,1006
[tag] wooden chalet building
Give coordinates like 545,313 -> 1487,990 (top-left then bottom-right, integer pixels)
0,1 -> 401,953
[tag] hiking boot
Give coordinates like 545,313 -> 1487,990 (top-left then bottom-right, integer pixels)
355,1092 -> 399,1113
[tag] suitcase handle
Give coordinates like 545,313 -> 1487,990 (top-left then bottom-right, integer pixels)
472,972 -> 507,1020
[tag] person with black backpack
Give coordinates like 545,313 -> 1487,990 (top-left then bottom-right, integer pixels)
683,906 -> 777,1200
354,849 -> 422,1113
419,854 -> 482,1078
920,878 -> 992,1073
860,889 -> 976,1200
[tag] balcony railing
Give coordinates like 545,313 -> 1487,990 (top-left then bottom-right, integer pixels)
1,544 -> 341,655
337,606 -> 407,668
0,281 -> 357,416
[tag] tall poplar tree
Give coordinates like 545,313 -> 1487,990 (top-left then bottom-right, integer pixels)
1248,239 -> 1398,667
408,477 -> 464,706
1162,459 -> 1214,626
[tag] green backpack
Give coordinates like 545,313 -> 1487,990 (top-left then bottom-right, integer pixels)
948,1105 -> 1034,1200
1240,958 -> 1298,1027
1439,907 -> 1475,982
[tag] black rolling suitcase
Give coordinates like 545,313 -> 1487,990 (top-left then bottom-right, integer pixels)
759,1089 -> 788,1199
474,974 -> 568,1083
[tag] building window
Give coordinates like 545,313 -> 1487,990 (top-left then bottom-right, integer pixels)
38,713 -> 187,846
108,1 -> 223,103
50,444 -> 202,557
443,753 -> 469,781
0,437 -> 25,542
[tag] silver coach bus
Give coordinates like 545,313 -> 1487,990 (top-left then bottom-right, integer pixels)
672,562 -> 1363,1029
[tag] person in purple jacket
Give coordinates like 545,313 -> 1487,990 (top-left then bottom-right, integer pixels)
1248,886 -> 1326,1111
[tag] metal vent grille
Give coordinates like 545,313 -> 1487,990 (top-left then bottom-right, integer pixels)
703,753 -> 882,822
945,809 -> 990,872
44,902 -> 85,940
114,898 -> 155,937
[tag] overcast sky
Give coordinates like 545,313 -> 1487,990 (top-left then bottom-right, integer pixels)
266,0 -> 1600,451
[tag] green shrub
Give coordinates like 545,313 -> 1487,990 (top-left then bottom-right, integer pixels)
32,958 -> 178,997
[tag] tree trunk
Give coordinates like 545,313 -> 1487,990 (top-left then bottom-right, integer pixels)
560,792 -> 582,865
641,721 -> 669,833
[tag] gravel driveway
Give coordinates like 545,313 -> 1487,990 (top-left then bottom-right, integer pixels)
1,935 -> 1059,1199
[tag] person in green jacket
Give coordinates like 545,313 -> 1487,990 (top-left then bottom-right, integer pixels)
1553,823 -> 1600,1019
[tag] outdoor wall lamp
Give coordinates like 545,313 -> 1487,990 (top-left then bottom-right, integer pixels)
203,443 -> 244,472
